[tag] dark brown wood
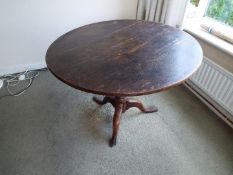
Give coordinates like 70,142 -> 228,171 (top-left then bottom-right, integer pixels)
45,20 -> 203,146
92,96 -> 115,105
110,97 -> 123,147
124,98 -> 158,113
46,20 -> 203,97
93,96 -> 158,146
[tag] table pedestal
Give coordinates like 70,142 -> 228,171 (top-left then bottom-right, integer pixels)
93,96 -> 158,147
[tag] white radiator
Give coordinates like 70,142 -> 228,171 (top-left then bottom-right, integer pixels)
189,57 -> 233,116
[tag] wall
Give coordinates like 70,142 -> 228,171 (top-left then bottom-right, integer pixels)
195,38 -> 233,74
0,0 -> 138,75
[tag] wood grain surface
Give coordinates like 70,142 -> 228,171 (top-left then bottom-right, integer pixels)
46,20 -> 203,97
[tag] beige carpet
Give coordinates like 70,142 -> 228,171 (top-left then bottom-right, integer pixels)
0,71 -> 233,175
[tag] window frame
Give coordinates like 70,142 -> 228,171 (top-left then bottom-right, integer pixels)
197,0 -> 209,17
197,0 -> 233,27
184,0 -> 233,47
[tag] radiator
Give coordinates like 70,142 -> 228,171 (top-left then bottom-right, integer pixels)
189,57 -> 233,116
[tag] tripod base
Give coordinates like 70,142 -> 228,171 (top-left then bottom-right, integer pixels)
92,96 -> 158,147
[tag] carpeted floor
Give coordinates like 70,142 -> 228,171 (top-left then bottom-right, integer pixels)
0,71 -> 233,175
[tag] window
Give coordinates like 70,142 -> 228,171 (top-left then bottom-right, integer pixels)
190,0 -> 200,7
185,0 -> 233,44
205,0 -> 233,27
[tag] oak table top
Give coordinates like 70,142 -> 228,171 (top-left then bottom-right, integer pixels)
46,20 -> 203,97
46,20 -> 203,146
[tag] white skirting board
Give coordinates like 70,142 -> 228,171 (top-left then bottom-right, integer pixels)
186,56 -> 233,128
0,62 -> 46,76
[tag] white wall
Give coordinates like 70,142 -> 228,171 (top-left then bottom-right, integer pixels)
0,0 -> 138,75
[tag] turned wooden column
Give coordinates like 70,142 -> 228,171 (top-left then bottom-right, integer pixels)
93,96 -> 158,146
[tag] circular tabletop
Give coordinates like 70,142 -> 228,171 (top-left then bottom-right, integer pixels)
46,20 -> 203,97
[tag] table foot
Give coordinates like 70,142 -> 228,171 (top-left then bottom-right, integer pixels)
125,99 -> 158,113
92,96 -> 114,106
93,96 -> 158,147
109,137 -> 117,147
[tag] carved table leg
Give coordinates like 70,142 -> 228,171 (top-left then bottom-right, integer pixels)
124,98 -> 158,113
92,96 -> 158,147
109,98 -> 123,147
92,96 -> 114,105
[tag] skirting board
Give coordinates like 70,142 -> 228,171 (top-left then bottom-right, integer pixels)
0,62 -> 47,76
185,81 -> 233,129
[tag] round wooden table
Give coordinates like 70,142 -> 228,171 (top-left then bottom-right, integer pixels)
46,20 -> 203,147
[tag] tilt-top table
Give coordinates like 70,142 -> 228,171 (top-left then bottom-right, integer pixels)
46,20 -> 203,147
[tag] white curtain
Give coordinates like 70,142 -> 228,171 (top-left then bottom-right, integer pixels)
136,0 -> 189,28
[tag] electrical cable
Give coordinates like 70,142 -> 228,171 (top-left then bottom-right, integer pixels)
0,68 -> 46,98
7,78 -> 33,96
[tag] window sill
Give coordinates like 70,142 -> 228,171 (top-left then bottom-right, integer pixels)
183,22 -> 233,57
